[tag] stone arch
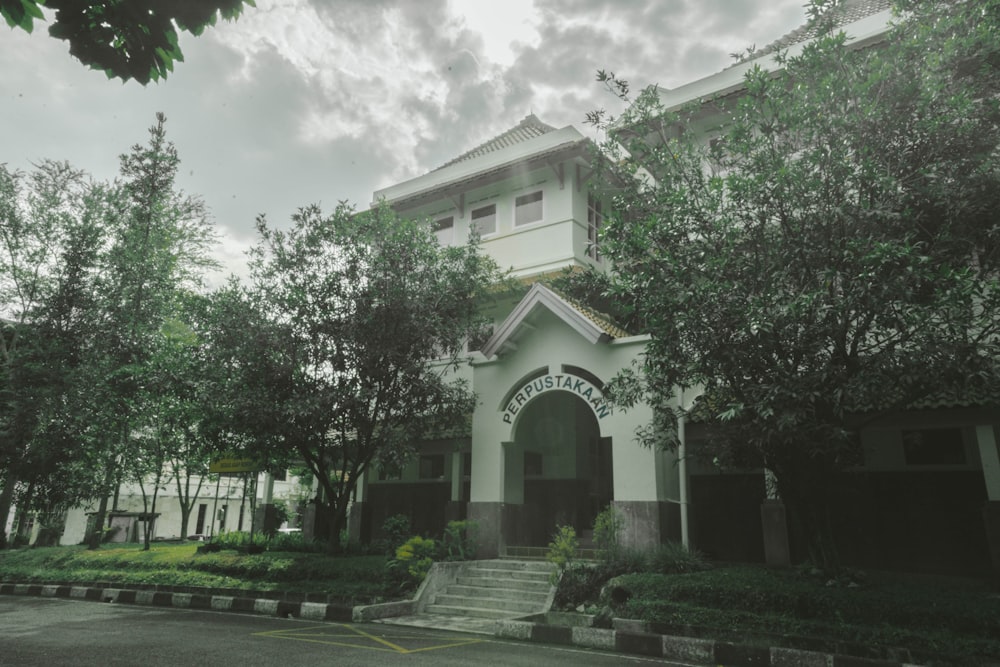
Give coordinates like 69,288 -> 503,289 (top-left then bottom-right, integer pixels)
499,367 -> 612,439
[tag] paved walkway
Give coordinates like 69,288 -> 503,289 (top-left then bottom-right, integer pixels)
374,613 -> 498,635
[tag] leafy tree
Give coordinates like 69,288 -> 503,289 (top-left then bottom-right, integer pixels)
0,161 -> 108,548
592,0 -> 1000,571
227,202 -> 501,552
1,0 -> 255,84
85,112 -> 218,547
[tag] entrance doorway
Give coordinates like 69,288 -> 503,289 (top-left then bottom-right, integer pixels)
508,391 -> 612,546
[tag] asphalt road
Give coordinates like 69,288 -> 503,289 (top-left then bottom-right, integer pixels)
0,597 -> 691,666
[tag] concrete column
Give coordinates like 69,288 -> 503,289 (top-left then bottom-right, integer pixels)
502,441 -> 524,504
450,451 -> 463,502
976,425 -> 1000,501
760,468 -> 791,566
468,502 -> 503,558
613,500 -> 666,549
261,473 -> 274,504
347,471 -> 369,544
445,450 -> 467,523
975,425 -> 1000,575
256,472 -> 278,536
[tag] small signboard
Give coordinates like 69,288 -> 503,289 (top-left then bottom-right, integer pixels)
209,458 -> 257,474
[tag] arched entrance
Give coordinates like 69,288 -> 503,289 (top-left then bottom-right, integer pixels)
506,390 -> 612,546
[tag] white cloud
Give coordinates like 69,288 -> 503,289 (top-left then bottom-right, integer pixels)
0,0 -> 811,279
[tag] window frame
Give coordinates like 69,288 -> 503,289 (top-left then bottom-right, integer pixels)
471,204 -> 497,237
434,216 -> 454,245
514,190 -> 544,227
587,193 -> 603,262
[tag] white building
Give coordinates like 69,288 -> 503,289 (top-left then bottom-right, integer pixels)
346,0 -> 1000,576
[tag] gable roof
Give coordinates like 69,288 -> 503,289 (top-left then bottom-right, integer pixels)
745,0 -> 893,62
436,114 -> 557,170
373,118 -> 589,210
649,0 -> 893,115
481,282 -> 630,358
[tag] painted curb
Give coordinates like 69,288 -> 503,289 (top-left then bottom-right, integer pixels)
0,582 -> 352,623
0,583 -> 958,665
494,614 -> 932,667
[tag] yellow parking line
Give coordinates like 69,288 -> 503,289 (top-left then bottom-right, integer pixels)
254,624 -> 484,654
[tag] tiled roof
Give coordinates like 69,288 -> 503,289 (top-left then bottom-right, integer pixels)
745,0 -> 892,62
544,283 -> 632,340
435,114 -> 557,170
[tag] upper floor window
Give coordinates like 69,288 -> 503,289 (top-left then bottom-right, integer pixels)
587,193 -> 603,261
471,204 -> 496,237
902,428 -> 966,465
514,190 -> 543,226
434,216 -> 454,245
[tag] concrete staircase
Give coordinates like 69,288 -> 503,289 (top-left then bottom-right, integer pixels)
424,559 -> 555,621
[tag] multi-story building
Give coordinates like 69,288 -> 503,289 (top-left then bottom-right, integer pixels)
349,0 -> 1000,576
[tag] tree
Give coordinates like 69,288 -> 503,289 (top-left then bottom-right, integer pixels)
592,0 -> 1000,571
0,160 -> 108,548
1,0 -> 255,84
85,112 -> 218,548
228,202 -> 501,552
155,294 -> 223,542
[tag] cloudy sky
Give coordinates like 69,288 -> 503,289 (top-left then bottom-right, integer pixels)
1,0 -> 806,280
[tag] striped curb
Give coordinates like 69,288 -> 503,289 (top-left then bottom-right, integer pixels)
1,582 -> 955,666
494,617 -> 929,667
0,582 -> 352,622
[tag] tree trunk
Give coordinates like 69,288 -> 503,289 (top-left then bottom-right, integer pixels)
325,502 -> 348,555
178,503 -> 191,541
13,481 -> 35,547
88,460 -> 116,550
0,469 -> 16,549
773,459 -> 841,574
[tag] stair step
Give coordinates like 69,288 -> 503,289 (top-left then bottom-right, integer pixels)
433,593 -> 540,613
463,567 -> 552,582
425,603 -> 529,620
504,546 -> 603,560
454,576 -> 550,591
475,559 -> 555,572
442,585 -> 549,603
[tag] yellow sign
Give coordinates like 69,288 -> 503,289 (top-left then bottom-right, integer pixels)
209,458 -> 257,474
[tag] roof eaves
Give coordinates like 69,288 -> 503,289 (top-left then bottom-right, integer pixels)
481,283 -> 613,359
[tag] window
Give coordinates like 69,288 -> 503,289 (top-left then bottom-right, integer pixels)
419,454 -> 445,479
524,451 -> 542,476
902,428 -> 966,465
434,216 -> 453,245
514,190 -> 543,226
272,469 -> 287,482
377,462 -> 402,481
471,204 -> 496,236
587,193 -> 603,261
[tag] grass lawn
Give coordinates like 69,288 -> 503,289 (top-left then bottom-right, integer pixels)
3,543 -> 998,663
612,565 -> 1000,665
0,543 -> 393,603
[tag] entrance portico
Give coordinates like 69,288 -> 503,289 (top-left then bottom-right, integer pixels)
465,283 -> 678,557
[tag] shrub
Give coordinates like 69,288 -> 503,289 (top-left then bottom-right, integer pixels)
392,535 -> 436,584
593,505 -> 624,558
267,531 -> 324,553
645,541 -> 709,574
546,525 -> 578,584
212,531 -> 254,549
380,514 -> 411,557
552,562 -> 606,610
440,520 -> 478,561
